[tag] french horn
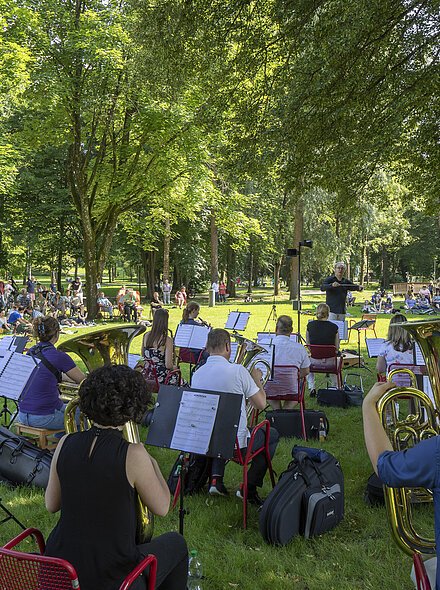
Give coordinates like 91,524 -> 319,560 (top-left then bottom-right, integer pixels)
375,319 -> 440,559
60,324 -> 154,544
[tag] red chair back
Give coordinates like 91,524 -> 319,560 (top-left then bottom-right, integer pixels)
178,348 -> 200,365
265,365 -> 303,400
308,344 -> 338,361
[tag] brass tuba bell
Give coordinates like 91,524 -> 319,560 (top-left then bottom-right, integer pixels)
60,325 -> 155,544
376,319 -> 440,558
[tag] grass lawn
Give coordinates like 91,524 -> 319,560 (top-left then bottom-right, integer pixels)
0,291 -> 434,589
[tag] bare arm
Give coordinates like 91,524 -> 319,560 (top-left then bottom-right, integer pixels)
45,435 -> 68,513
334,332 -> 340,351
126,444 -> 170,517
141,333 -> 148,357
64,366 -> 86,384
363,382 -> 395,474
376,355 -> 387,375
300,366 -> 310,378
164,336 -> 175,370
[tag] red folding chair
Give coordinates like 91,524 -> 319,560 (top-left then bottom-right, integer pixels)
263,365 -> 307,437
0,527 -> 157,590
231,419 -> 276,529
349,314 -> 378,341
307,345 -> 343,389
413,553 -> 432,590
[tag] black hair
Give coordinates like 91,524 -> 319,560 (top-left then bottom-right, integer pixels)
79,365 -> 153,426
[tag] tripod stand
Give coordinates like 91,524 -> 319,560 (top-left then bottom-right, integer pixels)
0,498 -> 26,531
263,301 -> 277,333
0,397 -> 16,427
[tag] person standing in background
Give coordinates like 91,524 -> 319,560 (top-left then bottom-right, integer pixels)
162,279 -> 171,305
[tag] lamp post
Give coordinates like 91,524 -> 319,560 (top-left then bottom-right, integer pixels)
287,240 -> 313,337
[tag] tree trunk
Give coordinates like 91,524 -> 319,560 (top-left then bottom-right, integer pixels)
226,242 -> 236,297
210,210 -> 219,283
247,241 -> 253,293
274,256 -> 282,296
289,198 -> 304,300
141,250 -> 156,299
163,216 -> 171,281
381,247 -> 390,289
57,216 -> 64,292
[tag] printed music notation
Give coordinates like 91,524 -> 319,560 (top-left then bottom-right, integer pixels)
0,350 -> 39,401
170,390 -> 220,454
365,338 -> 385,358
225,311 -> 250,331
174,324 -> 210,349
257,332 -> 298,345
229,341 -> 239,363
414,343 -> 425,366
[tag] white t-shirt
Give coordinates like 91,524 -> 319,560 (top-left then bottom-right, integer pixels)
211,282 -> 219,293
272,335 -> 311,369
191,355 -> 259,447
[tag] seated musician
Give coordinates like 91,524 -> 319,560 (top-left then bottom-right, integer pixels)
363,380 -> 439,590
191,328 -> 279,505
17,316 -> 85,430
266,315 -> 310,407
178,301 -> 209,366
44,365 -> 188,590
376,314 -> 413,382
305,304 -> 338,397
141,308 -> 180,386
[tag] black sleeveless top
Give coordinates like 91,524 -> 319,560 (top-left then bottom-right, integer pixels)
45,427 -> 140,590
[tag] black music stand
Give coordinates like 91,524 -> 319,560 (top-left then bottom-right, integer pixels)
146,385 -> 241,536
0,498 -> 26,531
348,320 -> 375,369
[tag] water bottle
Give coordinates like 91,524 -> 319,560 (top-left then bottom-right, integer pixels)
188,549 -> 203,590
319,417 -> 327,442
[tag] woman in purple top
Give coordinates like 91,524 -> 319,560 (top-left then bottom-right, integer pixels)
18,316 -> 85,430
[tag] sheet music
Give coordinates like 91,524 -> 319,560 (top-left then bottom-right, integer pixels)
174,324 -> 210,349
0,352 -> 39,401
12,336 -> 28,354
414,343 -> 425,366
329,320 -> 348,341
423,376 -> 434,405
257,332 -> 298,345
127,353 -> 142,369
170,390 -> 219,454
234,312 -> 250,331
225,311 -> 240,330
0,336 -> 14,353
366,338 -> 385,358
229,341 -> 239,363
253,344 -> 275,380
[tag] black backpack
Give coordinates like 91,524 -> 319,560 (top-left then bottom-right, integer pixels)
167,453 -> 212,496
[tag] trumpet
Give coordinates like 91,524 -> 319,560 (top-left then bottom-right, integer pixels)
60,325 -> 154,544
376,319 -> 440,559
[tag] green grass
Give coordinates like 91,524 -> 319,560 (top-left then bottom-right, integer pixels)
0,294 -> 434,589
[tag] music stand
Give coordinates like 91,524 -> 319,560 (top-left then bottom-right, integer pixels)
0,498 -> 26,531
348,320 -> 375,369
146,385 -> 241,535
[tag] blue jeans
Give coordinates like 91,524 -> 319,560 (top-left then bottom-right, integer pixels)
18,404 -> 68,430
162,291 -> 170,305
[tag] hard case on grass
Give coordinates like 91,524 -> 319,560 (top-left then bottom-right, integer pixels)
265,409 -> 329,439
344,373 -> 364,407
364,472 -> 385,506
0,426 -> 52,488
317,387 -> 349,408
259,446 -> 344,545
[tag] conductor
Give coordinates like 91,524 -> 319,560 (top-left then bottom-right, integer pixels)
321,262 -> 363,321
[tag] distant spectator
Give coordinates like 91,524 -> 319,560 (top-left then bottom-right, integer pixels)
0,310 -> 11,332
70,276 -> 84,304
175,286 -> 187,309
27,276 -> 36,306
211,280 -> 219,302
97,291 -> 114,319
8,306 -> 32,333
123,288 -> 138,322
17,288 -> 31,309
161,279 -> 172,305
219,281 -> 227,303
150,292 -> 163,315
419,285 -> 431,303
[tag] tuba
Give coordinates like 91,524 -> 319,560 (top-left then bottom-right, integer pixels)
232,332 -> 272,385
60,325 -> 155,544
376,319 -> 440,558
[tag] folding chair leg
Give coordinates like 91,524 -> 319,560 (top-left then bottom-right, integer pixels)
242,466 -> 248,529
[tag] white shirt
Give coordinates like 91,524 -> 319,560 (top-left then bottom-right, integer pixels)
191,355 -> 259,447
272,335 -> 310,369
211,282 -> 219,293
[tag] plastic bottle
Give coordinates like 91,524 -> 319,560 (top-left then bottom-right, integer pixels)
319,417 -> 327,442
188,549 -> 203,590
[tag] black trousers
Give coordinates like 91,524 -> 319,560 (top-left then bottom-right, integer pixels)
124,303 -> 138,322
132,532 -> 188,590
211,425 -> 279,488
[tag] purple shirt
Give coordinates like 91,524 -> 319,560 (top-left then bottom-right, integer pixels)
19,343 -> 75,415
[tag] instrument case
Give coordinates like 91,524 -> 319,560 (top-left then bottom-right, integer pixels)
0,426 -> 52,489
259,447 -> 344,546
317,387 -> 349,408
265,409 -> 329,440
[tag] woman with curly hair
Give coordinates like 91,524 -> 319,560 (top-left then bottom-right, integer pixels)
44,364 -> 188,590
17,316 -> 85,429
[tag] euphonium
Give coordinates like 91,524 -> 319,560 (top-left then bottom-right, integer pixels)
376,319 -> 440,558
60,325 -> 154,544
232,332 -> 271,386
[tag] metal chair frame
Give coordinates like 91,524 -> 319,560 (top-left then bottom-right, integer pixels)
306,345 -> 343,389
0,527 -> 157,590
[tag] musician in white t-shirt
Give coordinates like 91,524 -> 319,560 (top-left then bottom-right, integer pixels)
191,329 -> 278,506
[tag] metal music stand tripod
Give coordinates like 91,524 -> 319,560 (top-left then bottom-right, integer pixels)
0,498 -> 26,531
146,385 -> 241,536
263,298 -> 278,332
348,320 -> 375,370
